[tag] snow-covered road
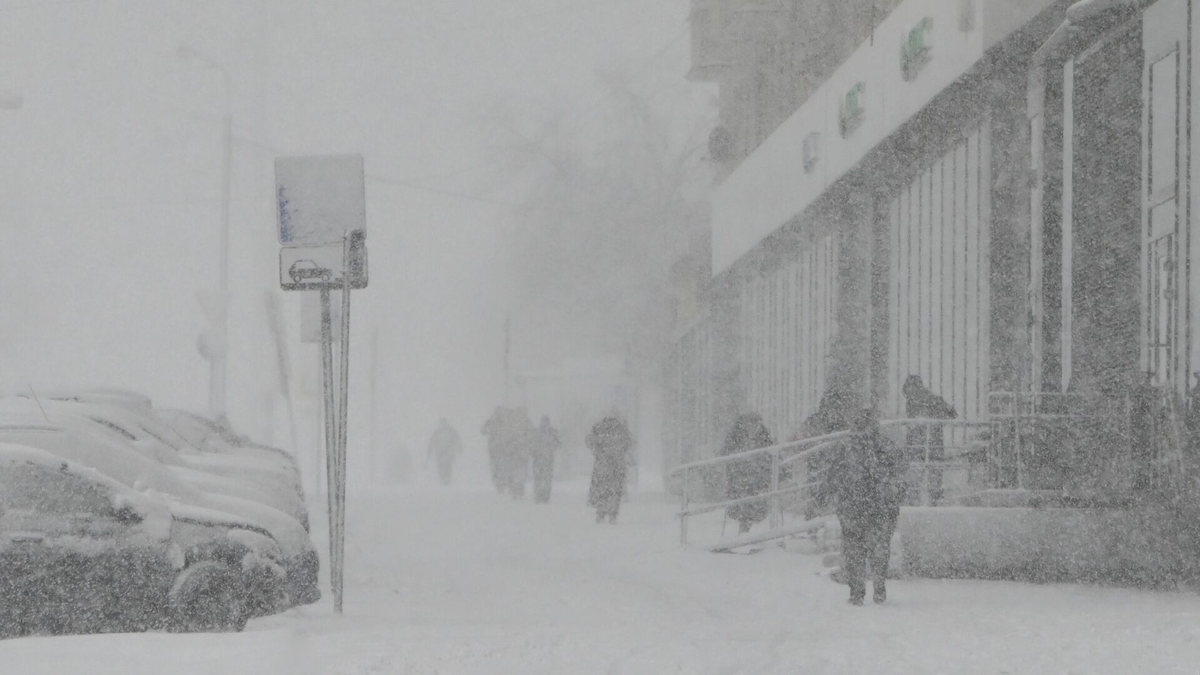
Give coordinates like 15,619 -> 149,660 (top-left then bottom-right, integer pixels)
7,484 -> 1200,674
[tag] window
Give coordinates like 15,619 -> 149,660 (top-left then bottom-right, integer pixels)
742,235 -> 838,436
1150,53 -> 1177,195
888,127 -> 989,419
0,462 -> 112,516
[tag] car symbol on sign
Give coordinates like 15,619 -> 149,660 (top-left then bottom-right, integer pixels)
289,260 -> 333,285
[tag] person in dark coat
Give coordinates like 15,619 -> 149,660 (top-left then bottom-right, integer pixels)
481,407 -> 510,494
902,375 -> 957,504
426,418 -> 463,486
506,408 -> 533,500
531,416 -> 560,504
796,384 -> 855,518
818,408 -> 906,605
720,413 -> 775,534
587,412 -> 633,523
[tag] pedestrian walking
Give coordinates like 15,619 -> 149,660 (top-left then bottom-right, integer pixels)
797,382 -> 855,518
586,412 -> 633,523
902,375 -> 956,504
482,406 -> 510,494
506,408 -> 533,500
817,408 -> 906,606
426,418 -> 463,486
719,413 -> 774,534
531,416 -> 560,504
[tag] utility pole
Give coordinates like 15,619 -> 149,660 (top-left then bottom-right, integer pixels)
504,314 -> 512,405
178,45 -> 232,421
211,110 -> 232,420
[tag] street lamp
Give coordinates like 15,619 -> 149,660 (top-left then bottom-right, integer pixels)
178,45 -> 233,421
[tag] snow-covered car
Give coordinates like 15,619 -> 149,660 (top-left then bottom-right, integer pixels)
0,419 -> 320,607
158,409 -> 298,465
0,398 -> 310,530
155,409 -> 308,497
0,445 -> 283,638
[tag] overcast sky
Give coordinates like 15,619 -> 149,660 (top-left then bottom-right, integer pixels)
0,0 -> 702,481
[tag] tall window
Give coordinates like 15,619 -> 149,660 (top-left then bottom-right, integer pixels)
743,234 -> 838,438
888,127 -> 990,422
1147,51 -> 1178,383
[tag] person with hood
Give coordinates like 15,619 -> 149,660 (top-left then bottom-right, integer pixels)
720,413 -> 775,534
586,412 -> 633,523
505,408 -> 533,499
795,383 -> 855,518
902,375 -> 957,504
426,418 -> 463,486
531,416 -> 561,504
481,407 -> 510,494
817,407 -> 906,605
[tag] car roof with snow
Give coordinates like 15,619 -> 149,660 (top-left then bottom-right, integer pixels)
0,442 -> 170,525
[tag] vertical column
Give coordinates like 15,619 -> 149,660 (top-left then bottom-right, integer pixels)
888,197 -> 901,415
942,145 -> 957,405
1062,59 -> 1075,392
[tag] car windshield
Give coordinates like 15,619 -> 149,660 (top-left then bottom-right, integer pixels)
0,462 -> 113,517
85,417 -> 137,442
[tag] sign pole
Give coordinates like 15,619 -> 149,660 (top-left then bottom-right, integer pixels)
333,233 -> 353,613
318,287 -> 340,611
275,154 -> 367,615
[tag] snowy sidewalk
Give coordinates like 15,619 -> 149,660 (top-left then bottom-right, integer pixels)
6,485 -> 1200,674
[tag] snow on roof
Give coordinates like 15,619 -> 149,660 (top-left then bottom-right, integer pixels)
0,442 -> 170,533
0,419 -> 203,500
0,421 -> 290,546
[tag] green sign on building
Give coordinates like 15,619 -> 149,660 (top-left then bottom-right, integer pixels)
839,82 -> 865,138
901,17 -> 933,81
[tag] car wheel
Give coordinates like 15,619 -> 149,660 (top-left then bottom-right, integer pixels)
169,561 -> 247,633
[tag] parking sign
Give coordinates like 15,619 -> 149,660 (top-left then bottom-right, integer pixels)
276,154 -> 366,246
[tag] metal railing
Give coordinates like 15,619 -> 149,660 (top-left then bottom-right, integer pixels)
987,389 -> 1187,496
670,418 -> 989,549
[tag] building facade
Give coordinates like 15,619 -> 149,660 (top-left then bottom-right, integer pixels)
666,0 -> 1200,475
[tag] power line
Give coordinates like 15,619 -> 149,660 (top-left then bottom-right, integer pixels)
366,173 -> 520,207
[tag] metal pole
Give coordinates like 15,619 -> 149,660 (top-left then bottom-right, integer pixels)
210,112 -> 232,420
922,424 -> 932,506
1017,399 -> 1027,490
769,448 -> 781,529
503,314 -> 512,405
680,468 -> 690,548
318,287 -> 338,606
334,234 -> 353,614
369,324 -> 379,486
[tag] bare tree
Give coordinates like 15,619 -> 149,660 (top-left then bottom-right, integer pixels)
483,66 -> 715,373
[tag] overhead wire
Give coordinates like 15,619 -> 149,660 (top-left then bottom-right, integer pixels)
0,0 -> 694,210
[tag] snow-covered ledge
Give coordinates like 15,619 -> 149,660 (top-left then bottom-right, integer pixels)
711,0 -> 1057,275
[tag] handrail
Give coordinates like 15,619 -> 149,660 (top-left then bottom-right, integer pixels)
682,482 -> 817,519
673,417 -> 990,549
670,418 -> 988,477
666,430 -> 848,477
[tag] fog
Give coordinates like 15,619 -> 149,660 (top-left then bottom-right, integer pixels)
11,1 -> 1200,673
0,0 -> 705,481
